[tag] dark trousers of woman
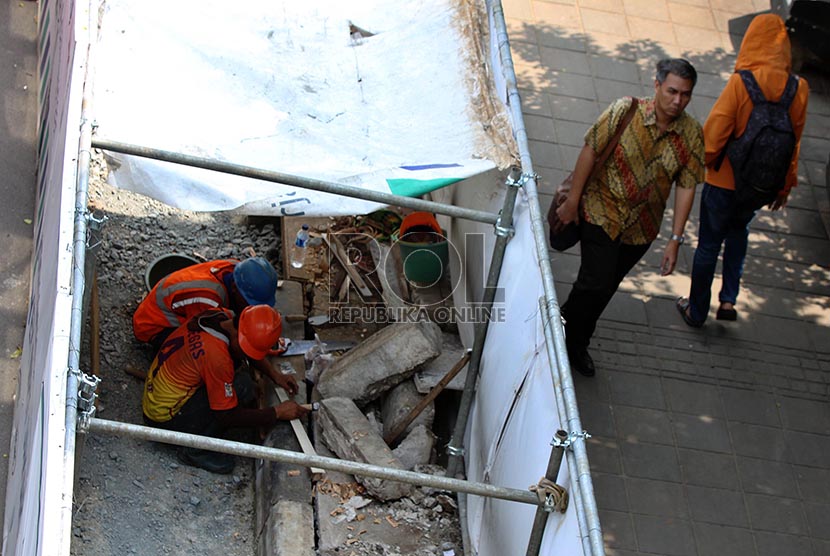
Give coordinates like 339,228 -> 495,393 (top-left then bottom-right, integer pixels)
562,222 -> 650,353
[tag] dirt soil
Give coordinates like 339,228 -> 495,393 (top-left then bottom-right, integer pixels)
71,152 -> 463,556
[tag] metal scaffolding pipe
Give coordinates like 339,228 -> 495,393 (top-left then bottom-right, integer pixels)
525,429 -> 569,556
90,137 -> 501,226
86,417 -> 542,507
446,175 -> 520,478
488,0 -> 605,554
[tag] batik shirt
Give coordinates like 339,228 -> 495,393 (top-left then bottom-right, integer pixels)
582,96 -> 704,245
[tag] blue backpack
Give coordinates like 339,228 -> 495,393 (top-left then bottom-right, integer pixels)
722,70 -> 799,213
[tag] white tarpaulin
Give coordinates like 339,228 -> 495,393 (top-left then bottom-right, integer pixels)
93,0 -> 515,216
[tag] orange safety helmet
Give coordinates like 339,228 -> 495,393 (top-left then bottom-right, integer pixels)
237,305 -> 282,360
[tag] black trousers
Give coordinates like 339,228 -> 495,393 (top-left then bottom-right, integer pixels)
562,222 -> 650,352
144,371 -> 256,437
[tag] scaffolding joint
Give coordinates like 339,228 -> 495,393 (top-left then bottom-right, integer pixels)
76,371 -> 101,433
493,215 -> 515,238
446,444 -> 465,457
552,430 -> 591,450
85,211 -> 108,249
504,166 -> 536,188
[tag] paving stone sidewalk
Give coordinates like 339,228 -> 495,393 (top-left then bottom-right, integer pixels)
502,0 -> 830,554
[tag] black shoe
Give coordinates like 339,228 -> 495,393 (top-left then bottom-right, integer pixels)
178,448 -> 235,474
568,348 -> 596,377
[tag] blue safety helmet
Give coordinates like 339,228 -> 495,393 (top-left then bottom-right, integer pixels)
232,257 -> 278,307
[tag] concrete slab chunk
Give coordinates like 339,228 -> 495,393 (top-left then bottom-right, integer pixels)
381,380 -> 435,441
414,332 -> 467,393
317,321 -> 443,404
318,397 -> 412,501
393,425 -> 435,470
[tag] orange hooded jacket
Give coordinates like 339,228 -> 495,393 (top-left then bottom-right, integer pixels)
704,14 -> 809,196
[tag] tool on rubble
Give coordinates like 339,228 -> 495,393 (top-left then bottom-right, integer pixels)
275,362 -> 325,479
271,338 -> 357,357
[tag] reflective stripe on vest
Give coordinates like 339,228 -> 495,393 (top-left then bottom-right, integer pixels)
155,277 -> 229,328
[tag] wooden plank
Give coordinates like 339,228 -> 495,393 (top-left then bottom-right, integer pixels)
275,386 -> 326,479
321,233 -> 373,298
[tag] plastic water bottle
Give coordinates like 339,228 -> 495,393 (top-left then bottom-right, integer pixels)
290,224 -> 310,269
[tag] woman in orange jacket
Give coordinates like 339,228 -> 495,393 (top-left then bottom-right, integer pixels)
677,14 -> 809,326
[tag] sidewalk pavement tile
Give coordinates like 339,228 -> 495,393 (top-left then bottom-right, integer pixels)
672,413 -> 732,453
755,531 -> 814,556
785,430 -> 830,468
599,509 -> 638,550
633,515 -> 696,556
593,472 -> 630,512
778,396 -> 830,435
579,399 -> 617,438
736,456 -> 798,498
523,113 -> 557,143
614,405 -> 674,444
549,94 -> 601,122
678,449 -> 739,489
626,16 -> 677,44
552,118 -> 591,146
627,477 -> 688,518
745,494 -> 808,535
686,485 -> 748,527
620,441 -> 680,481
532,1 -> 582,29
664,377 -> 723,418
550,71 -> 597,100
608,371 -> 666,409
667,2 -> 716,29
580,7 -> 629,36
804,502 -> 830,540
540,46 -> 592,75
579,0 -> 624,12
719,387 -> 781,427
729,422 -> 787,461
588,55 -> 641,83
673,24 -> 722,51
795,466 -> 830,504
623,0 -> 670,21
536,27 -> 589,52
693,523 -> 755,556
587,436 -> 623,474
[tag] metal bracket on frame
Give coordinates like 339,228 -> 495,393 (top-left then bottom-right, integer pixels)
494,214 -> 515,238
552,430 -> 592,450
85,211 -> 108,250
446,444 -> 465,457
76,370 -> 101,432
504,167 -> 537,188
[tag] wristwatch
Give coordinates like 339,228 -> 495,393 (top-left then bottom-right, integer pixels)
670,233 -> 685,245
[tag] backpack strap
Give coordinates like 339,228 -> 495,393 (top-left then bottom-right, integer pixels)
737,69 -> 766,104
779,74 -> 799,110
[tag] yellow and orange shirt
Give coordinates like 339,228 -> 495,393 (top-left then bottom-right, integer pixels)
582,96 -> 704,245
142,309 -> 239,423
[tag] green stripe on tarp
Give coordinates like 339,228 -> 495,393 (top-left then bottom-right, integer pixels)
386,177 -> 462,197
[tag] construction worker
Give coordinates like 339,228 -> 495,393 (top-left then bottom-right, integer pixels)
132,257 -> 278,350
142,305 -> 309,474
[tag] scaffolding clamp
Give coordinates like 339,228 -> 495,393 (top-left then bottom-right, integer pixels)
552,430 -> 591,450
85,211 -> 108,249
505,167 -> 536,188
446,444 -> 465,457
76,371 -> 101,432
529,477 -> 569,513
493,215 -> 515,238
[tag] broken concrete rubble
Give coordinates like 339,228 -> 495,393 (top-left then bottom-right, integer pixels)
318,397 -> 412,501
392,425 -> 435,470
381,379 -> 435,441
317,321 -> 443,404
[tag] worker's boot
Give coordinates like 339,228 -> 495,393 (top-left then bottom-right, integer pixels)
178,447 -> 235,474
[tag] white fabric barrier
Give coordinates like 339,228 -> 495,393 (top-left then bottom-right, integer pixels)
2,2 -> 89,555
93,0 -> 514,216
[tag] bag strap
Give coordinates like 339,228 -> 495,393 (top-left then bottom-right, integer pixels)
779,74 -> 799,109
587,98 -> 638,183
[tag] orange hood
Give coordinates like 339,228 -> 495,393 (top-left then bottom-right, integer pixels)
735,14 -> 791,76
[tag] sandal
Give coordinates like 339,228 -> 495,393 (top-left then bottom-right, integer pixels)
716,306 -> 738,321
676,297 -> 703,328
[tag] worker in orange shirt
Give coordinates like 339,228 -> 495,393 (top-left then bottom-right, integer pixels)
133,257 -> 278,347
143,305 -> 309,473
677,14 -> 809,326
